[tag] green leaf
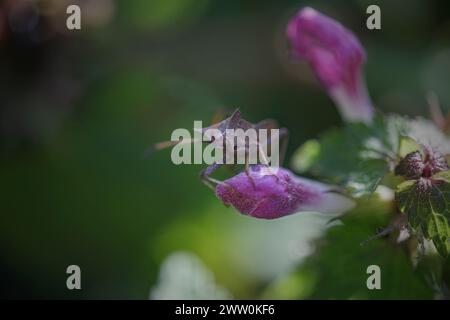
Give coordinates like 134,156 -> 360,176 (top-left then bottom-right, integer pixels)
396,180 -> 424,227
291,116 -> 393,196
434,170 -> 450,182
398,136 -> 421,157
347,159 -> 389,196
425,214 -> 448,238
290,139 -> 320,173
396,170 -> 450,257
425,214 -> 450,258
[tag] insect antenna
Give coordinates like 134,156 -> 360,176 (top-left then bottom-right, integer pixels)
143,138 -> 201,158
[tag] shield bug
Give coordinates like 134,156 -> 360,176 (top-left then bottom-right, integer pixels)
147,109 -> 289,189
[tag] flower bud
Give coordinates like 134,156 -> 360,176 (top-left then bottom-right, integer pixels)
215,165 -> 354,219
422,146 -> 449,177
395,147 -> 449,179
286,7 -> 374,123
394,151 -> 424,179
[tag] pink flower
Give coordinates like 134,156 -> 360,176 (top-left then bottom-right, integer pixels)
215,165 -> 353,219
287,7 -> 374,123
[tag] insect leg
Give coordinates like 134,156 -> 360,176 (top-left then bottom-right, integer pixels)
199,162 -> 223,190
244,151 -> 256,189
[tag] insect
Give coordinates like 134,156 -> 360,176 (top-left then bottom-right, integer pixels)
148,109 -> 289,190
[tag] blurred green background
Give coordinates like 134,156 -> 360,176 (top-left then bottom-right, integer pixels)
1,0 -> 449,299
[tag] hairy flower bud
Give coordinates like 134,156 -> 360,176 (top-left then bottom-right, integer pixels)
423,147 -> 449,177
394,151 -> 425,179
215,165 -> 354,219
286,7 -> 374,123
395,147 -> 449,179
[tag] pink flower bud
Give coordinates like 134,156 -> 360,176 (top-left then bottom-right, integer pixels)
215,165 -> 354,219
395,147 -> 449,179
287,7 -> 374,123
422,146 -> 449,177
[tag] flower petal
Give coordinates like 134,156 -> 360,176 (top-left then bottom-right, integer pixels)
215,165 -> 354,219
287,7 -> 374,123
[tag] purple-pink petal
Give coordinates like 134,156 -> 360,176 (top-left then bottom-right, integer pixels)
215,165 -> 353,219
287,7 -> 374,123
